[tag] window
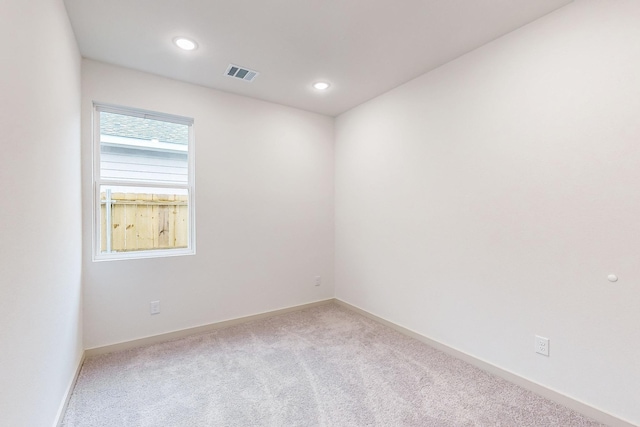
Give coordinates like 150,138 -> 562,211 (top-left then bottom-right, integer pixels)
93,104 -> 195,260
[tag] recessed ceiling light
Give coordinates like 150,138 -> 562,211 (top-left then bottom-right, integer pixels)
173,37 -> 198,51
313,81 -> 330,91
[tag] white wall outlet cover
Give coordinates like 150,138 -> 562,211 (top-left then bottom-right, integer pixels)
535,335 -> 549,356
150,300 -> 160,315
315,276 -> 321,286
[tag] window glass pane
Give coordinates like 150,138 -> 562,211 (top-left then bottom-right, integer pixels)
100,111 -> 188,184
99,185 -> 189,254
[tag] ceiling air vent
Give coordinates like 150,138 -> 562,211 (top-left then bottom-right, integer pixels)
225,64 -> 259,82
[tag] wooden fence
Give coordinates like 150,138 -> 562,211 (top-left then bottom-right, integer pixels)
100,192 -> 188,252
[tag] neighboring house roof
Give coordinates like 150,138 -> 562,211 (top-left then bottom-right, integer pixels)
100,112 -> 188,145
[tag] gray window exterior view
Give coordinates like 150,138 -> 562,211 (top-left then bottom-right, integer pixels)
100,112 -> 188,184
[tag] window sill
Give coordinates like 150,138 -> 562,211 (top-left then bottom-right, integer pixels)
92,247 -> 195,262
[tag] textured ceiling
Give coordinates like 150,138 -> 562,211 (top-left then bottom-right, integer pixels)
64,0 -> 573,116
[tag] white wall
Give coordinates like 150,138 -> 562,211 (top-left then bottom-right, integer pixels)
0,0 -> 83,426
335,0 -> 640,424
82,60 -> 334,349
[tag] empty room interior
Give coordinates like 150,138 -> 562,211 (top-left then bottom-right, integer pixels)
1,0 -> 639,426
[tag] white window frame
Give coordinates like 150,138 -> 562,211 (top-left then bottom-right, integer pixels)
92,103 -> 196,261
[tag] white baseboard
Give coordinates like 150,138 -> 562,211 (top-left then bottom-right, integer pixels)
334,299 -> 636,427
54,351 -> 86,427
85,298 -> 334,357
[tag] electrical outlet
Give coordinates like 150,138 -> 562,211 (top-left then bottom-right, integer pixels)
535,335 -> 549,356
150,300 -> 160,315
315,276 -> 321,286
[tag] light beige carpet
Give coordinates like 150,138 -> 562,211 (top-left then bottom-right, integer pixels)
63,303 -> 605,426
